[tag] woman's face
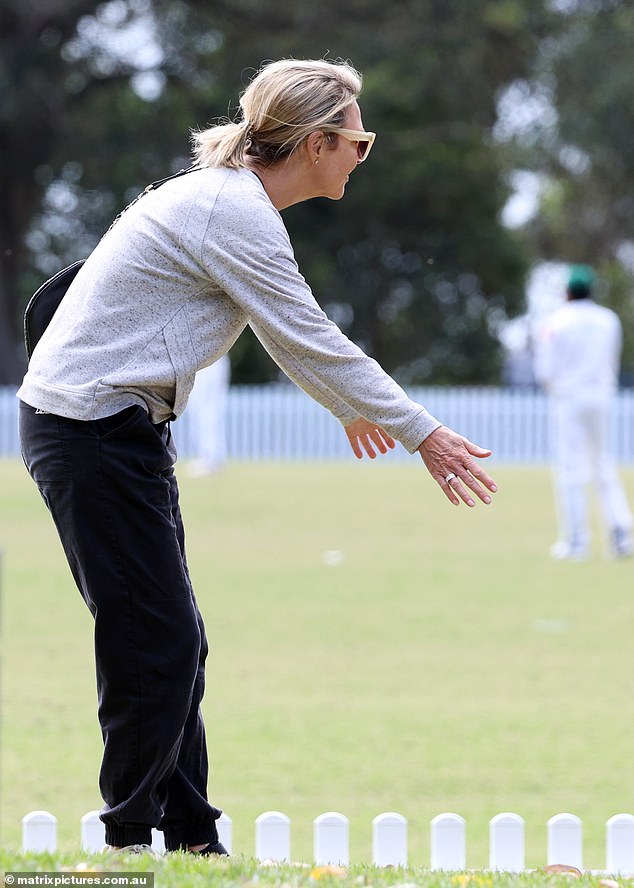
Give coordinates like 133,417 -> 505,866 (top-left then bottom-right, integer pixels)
315,101 -> 368,200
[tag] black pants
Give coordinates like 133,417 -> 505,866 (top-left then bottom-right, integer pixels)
19,402 -> 222,849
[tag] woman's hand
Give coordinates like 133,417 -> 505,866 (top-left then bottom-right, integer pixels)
345,418 -> 396,460
418,426 -> 497,507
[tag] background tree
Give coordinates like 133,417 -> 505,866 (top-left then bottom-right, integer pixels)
8,0 -> 620,390
151,0 -> 555,384
1,0 -> 99,383
499,0 -> 634,377
0,0 -> 189,383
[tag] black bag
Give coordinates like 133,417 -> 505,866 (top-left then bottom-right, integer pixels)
24,260 -> 84,359
24,166 -> 197,359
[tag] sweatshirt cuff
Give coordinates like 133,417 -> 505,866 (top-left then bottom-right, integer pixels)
333,404 -> 360,427
399,409 -> 442,453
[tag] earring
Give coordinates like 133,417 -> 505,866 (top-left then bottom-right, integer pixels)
314,159 -> 319,165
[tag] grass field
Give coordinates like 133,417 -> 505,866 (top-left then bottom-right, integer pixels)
0,850 -> 617,888
2,456 -> 634,871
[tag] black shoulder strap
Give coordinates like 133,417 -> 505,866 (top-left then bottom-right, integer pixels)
24,165 -> 201,359
105,164 -> 200,234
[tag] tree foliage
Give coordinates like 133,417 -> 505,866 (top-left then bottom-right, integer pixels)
499,0 -> 634,373
3,0 -> 632,386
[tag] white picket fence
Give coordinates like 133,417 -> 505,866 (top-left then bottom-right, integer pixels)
4,384 -> 634,463
19,809 -> 634,873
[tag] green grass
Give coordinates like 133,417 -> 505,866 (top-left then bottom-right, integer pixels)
0,849 -> 617,888
2,458 -> 634,872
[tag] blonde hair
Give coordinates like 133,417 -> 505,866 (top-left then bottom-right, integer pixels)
192,58 -> 363,169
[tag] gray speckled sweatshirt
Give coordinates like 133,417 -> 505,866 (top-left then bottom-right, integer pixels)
18,167 -> 440,453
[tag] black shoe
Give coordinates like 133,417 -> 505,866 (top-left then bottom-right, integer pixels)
195,841 -> 229,857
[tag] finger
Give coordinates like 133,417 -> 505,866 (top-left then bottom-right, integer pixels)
445,475 -> 476,507
361,435 -> 377,459
464,460 -> 498,493
441,475 -> 461,506
382,431 -> 396,450
442,470 -> 494,507
370,429 -> 389,454
462,437 -> 493,458
454,472 -> 492,506
347,434 -> 364,460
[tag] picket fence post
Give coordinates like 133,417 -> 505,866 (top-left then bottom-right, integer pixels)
372,812 -> 407,867
431,812 -> 466,871
255,811 -> 290,862
22,810 -> 57,852
80,810 -> 104,852
150,828 -> 165,852
489,812 -> 524,872
547,813 -> 582,869
313,812 -> 349,865
217,811 -> 233,854
19,806 -> 634,871
606,813 -> 634,874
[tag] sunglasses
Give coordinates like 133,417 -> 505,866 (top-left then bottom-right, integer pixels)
323,127 -> 376,162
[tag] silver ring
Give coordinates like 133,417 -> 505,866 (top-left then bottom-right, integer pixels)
445,473 -> 457,484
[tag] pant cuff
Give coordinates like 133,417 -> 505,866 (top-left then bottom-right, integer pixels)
163,812 -> 221,852
103,823 -> 153,847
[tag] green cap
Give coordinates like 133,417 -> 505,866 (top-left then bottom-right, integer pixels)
567,264 -> 595,292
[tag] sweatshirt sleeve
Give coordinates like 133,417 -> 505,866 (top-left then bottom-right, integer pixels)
249,317 -> 360,426
195,181 -> 441,452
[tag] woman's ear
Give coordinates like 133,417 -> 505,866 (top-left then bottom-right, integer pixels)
305,131 -> 324,165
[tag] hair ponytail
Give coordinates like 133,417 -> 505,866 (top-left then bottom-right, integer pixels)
191,120 -> 251,170
192,59 -> 363,170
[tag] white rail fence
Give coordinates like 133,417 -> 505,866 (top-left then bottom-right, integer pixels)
19,809 -> 634,873
3,385 -> 634,463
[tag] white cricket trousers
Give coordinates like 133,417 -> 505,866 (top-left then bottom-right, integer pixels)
550,394 -> 632,550
187,356 -> 230,470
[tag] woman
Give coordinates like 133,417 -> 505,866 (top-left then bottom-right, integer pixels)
18,58 -> 497,855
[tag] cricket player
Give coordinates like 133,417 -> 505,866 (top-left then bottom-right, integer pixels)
535,264 -> 633,560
